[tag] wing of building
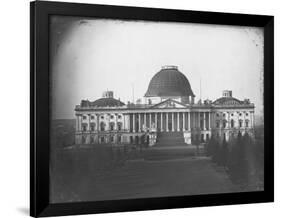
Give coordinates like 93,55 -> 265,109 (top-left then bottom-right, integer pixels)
74,66 -> 255,146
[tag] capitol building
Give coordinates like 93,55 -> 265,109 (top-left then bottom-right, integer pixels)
75,66 -> 255,146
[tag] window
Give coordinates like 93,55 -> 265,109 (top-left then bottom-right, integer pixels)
90,136 -> 94,144
117,122 -> 122,131
239,120 -> 243,128
206,134 -> 209,141
83,115 -> 87,120
110,115 -> 114,119
216,113 -> 220,117
201,134 -> 204,143
110,136 -> 114,143
100,136 -> 105,143
239,113 -> 242,116
245,120 -> 249,127
196,134 -> 199,142
223,120 -> 227,128
118,135 -> 121,143
90,123 -> 95,131
100,115 -> 104,119
82,135 -> 86,144
82,124 -> 87,131
231,113 -> 234,116
90,115 -> 95,120
118,115 -> 122,119
110,122 -> 115,131
200,119 -> 204,129
231,119 -> 234,128
246,113 -> 249,116
223,113 -> 226,117
100,122 -> 105,131
216,121 -> 220,128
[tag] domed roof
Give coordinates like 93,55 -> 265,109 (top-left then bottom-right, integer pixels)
213,97 -> 242,105
145,66 -> 195,97
91,98 -> 125,107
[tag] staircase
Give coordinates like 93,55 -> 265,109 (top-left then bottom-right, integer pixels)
155,131 -> 186,147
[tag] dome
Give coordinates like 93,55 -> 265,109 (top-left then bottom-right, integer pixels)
91,98 -> 125,107
213,97 -> 242,105
145,66 -> 195,97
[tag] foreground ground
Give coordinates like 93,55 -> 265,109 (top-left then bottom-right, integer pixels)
51,147 -> 242,203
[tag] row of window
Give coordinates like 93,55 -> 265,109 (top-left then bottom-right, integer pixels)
216,119 -> 250,128
82,114 -> 122,120
216,112 -> 250,117
82,122 -> 123,131
81,135 -> 122,144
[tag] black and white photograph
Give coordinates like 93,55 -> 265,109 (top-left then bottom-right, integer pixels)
50,16 -> 265,203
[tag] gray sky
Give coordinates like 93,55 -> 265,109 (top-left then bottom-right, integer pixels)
50,16 -> 264,119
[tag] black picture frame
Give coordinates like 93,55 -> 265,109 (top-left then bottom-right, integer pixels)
30,1 -> 274,217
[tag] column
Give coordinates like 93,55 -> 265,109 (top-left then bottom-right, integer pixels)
88,114 -> 91,131
166,112 -> 169,132
160,112 -> 163,132
149,113 -> 152,129
183,112 -> 186,131
177,112 -> 180,131
127,114 -> 130,132
115,114 -> 118,130
193,112 -> 197,129
190,112 -> 192,130
203,112 -> 206,130
172,112 -> 175,132
138,113 -> 141,132
144,113 -> 146,130
228,112 -> 230,129
198,113 -> 201,129
76,115 -> 79,131
133,113 -> 135,133
123,114 -> 126,131
155,113 -> 158,130
251,112 -> 254,128
208,112 -> 211,129
188,112 -> 191,131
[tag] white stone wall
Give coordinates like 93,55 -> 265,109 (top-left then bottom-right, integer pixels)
211,108 -> 255,141
75,111 -> 129,144
74,105 -> 254,145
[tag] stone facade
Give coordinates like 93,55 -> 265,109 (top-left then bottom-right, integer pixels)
74,67 -> 255,146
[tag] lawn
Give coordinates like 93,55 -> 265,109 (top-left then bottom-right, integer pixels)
51,146 -> 242,203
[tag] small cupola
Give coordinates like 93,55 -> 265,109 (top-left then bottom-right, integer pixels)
222,90 -> 232,98
102,91 -> 114,98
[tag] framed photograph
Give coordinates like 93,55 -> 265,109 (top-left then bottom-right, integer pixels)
30,1 -> 274,217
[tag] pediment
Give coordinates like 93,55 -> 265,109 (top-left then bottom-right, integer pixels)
151,99 -> 187,109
